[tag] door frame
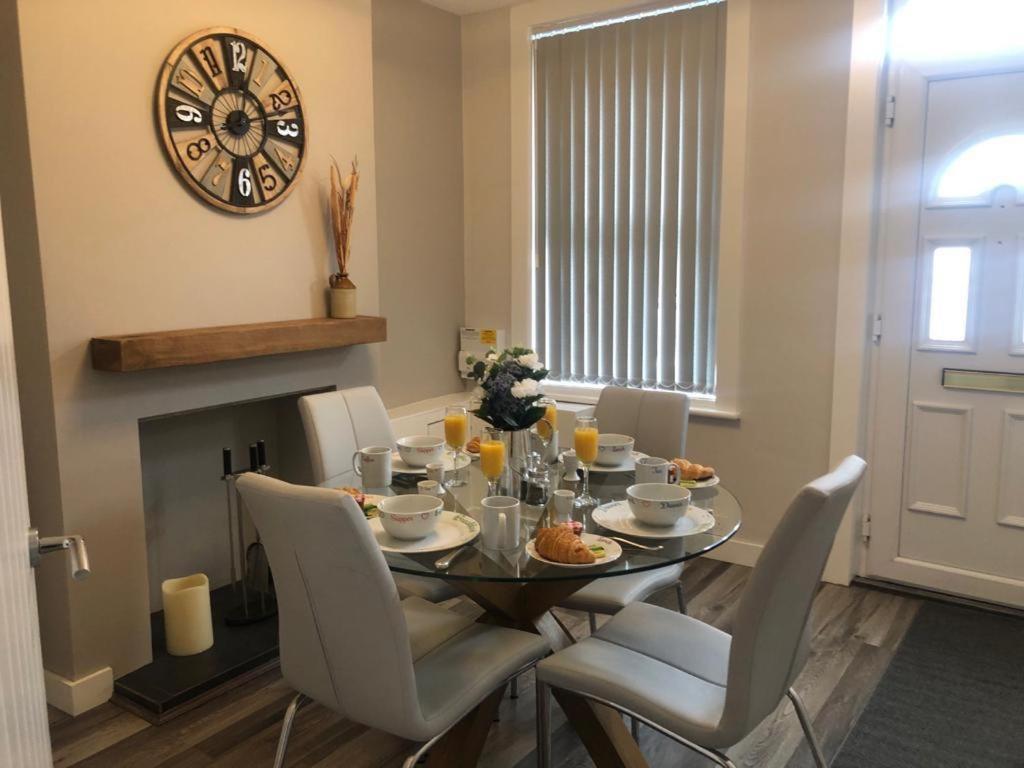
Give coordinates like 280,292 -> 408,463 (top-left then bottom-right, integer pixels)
863,50 -> 1024,605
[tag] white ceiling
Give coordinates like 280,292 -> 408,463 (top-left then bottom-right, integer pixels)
420,0 -> 527,15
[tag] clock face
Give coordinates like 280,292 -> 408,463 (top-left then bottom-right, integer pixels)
156,27 -> 306,214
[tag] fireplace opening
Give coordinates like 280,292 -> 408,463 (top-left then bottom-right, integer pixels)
113,387 -> 330,721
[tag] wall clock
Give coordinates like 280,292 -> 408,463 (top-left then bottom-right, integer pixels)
156,27 -> 307,214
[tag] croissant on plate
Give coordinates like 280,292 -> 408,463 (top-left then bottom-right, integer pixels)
535,526 -> 595,564
672,458 -> 716,481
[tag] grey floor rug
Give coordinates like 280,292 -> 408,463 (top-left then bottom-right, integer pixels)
833,601 -> 1024,768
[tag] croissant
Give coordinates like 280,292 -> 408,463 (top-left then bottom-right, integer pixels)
672,458 -> 716,481
465,436 -> 481,454
535,526 -> 595,564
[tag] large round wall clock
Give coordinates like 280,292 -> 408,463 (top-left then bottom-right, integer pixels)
156,27 -> 307,214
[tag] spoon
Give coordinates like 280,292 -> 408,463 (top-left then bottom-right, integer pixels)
605,536 -> 663,551
435,545 -> 472,570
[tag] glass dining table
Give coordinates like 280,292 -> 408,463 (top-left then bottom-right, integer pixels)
335,456 -> 742,768
379,457 -> 742,588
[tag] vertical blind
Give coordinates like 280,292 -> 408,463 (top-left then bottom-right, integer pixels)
533,1 -> 724,395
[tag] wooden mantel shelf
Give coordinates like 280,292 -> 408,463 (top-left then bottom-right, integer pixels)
91,316 -> 387,372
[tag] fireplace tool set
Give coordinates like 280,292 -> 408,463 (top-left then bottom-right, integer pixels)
221,441 -> 276,626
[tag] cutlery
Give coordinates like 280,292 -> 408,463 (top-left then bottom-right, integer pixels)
435,545 -> 472,570
606,536 -> 663,551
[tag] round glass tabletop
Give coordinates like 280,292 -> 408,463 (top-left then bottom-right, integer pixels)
342,457 -> 741,584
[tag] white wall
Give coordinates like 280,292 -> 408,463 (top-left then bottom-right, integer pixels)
3,0 -> 381,682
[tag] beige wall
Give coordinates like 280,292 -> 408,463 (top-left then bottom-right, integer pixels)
3,0 -> 382,681
373,0 -> 466,406
462,8 -> 512,331
462,0 -> 855,552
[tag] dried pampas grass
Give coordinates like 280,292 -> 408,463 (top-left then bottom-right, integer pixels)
329,156 -> 359,289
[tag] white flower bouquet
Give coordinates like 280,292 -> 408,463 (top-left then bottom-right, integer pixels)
466,347 -> 549,431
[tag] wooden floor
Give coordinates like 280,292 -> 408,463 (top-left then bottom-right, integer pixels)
48,561 -> 921,768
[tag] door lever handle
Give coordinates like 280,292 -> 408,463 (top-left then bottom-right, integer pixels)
27,528 -> 90,580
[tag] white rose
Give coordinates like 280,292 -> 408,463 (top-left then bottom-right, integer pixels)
510,379 -> 540,399
472,386 -> 485,399
517,352 -> 542,371
485,352 -> 498,362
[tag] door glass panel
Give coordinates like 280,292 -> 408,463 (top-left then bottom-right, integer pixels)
928,246 -> 972,343
934,134 -> 1024,202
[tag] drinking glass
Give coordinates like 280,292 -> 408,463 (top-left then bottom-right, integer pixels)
444,405 -> 468,487
573,415 -> 599,508
480,427 -> 506,496
532,397 -> 557,464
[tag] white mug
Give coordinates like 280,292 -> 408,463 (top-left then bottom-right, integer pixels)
635,456 -> 679,485
352,445 -> 392,489
551,489 -> 575,525
480,496 -> 521,551
425,462 -> 445,485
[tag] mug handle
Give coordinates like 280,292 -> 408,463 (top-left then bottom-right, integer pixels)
667,463 -> 680,484
352,451 -> 363,477
497,511 -> 508,548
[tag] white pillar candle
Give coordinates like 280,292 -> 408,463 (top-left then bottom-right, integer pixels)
162,573 -> 214,656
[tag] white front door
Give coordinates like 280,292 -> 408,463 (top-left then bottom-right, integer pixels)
0,211 -> 52,762
869,60 -> 1024,607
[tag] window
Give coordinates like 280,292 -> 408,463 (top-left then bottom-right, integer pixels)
932,133 -> 1024,205
531,0 -> 724,396
919,240 -> 980,352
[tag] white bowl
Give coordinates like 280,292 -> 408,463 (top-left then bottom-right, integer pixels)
626,483 -> 691,526
377,494 -> 444,540
396,435 -> 445,467
595,433 -> 636,466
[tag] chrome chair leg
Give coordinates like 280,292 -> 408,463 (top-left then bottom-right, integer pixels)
588,612 -> 597,634
787,687 -> 827,768
510,675 -> 519,699
675,582 -> 687,614
536,680 -> 551,768
273,693 -> 309,768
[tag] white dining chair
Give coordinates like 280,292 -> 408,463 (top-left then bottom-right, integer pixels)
536,455 -> 867,768
236,473 -> 549,768
559,386 -> 691,629
298,387 -> 458,602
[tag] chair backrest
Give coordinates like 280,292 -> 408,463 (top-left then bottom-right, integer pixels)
719,455 -> 866,741
299,387 -> 396,485
593,386 -> 690,460
236,473 -> 423,732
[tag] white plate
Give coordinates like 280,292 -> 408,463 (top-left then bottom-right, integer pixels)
369,510 -> 480,554
525,532 -> 622,568
679,475 -> 720,490
558,450 -> 649,474
592,500 -> 716,539
391,451 -> 472,475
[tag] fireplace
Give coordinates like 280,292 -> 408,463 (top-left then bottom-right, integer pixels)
113,387 -> 329,720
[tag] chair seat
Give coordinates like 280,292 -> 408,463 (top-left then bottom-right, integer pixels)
407,607 -> 549,742
537,602 -> 733,747
396,573 -> 461,602
558,563 -> 683,614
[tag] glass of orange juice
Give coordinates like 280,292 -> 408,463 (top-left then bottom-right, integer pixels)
531,397 -> 557,463
480,428 -> 506,495
574,415 -> 599,507
444,405 -> 468,487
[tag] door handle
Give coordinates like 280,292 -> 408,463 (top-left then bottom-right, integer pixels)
27,527 -> 90,580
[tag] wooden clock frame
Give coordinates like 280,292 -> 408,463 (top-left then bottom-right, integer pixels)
156,26 -> 308,215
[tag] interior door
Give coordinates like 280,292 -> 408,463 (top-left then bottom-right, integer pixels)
0,211 -> 52,762
869,61 -> 1024,607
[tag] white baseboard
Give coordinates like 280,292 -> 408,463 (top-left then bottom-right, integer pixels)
704,537 -> 852,587
44,666 -> 112,716
703,537 -> 762,568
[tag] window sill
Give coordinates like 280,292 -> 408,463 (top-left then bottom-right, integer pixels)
541,382 -> 741,422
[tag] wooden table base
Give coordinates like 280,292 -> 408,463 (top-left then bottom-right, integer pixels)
429,575 -> 651,767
